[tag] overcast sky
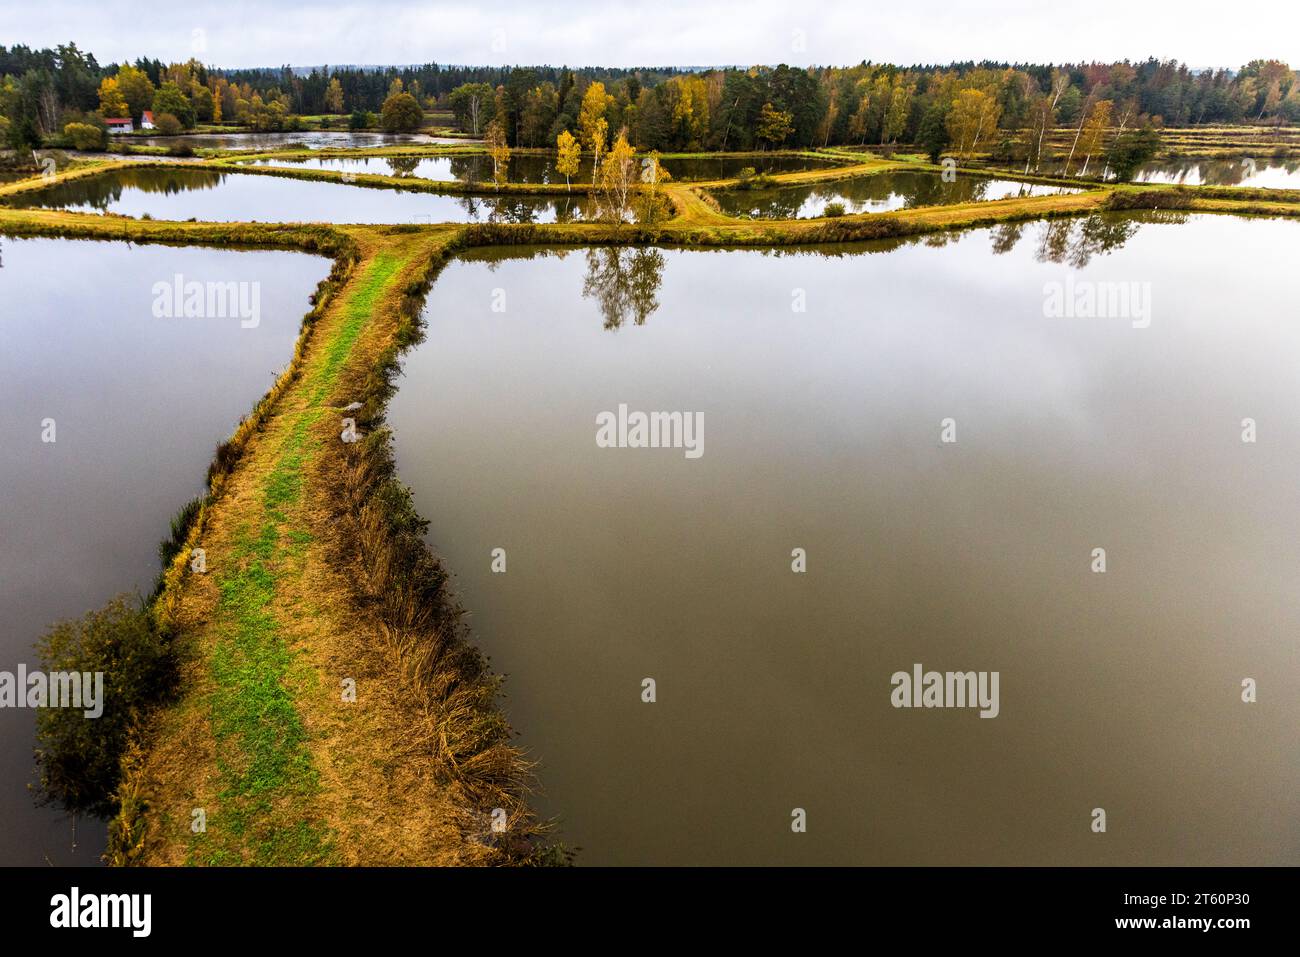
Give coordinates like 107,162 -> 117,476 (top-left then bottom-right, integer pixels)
6,1 -> 1298,70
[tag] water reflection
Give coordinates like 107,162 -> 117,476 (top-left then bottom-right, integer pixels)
569,214 -> 1153,331
247,152 -> 844,185
1030,155 -> 1300,189
566,214 -> 1156,330
1132,156 -> 1300,188
581,248 -> 667,329
386,155 -> 424,177
131,130 -> 464,151
4,167 -> 612,225
6,167 -> 226,212
715,170 -> 1081,219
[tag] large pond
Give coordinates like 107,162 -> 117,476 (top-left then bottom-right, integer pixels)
388,213 -> 1300,865
0,236 -> 330,865
245,152 -> 845,185
4,167 -> 615,224
125,130 -> 469,151
714,170 -> 1081,218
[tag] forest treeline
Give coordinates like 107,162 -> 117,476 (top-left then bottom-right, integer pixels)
2,42 -> 1296,161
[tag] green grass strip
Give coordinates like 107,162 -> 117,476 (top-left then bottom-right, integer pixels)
184,252 -> 410,865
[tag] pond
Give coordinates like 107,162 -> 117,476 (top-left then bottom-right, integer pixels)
1130,156 -> 1300,188
126,130 -> 470,151
0,235 -> 330,865
3,167 -> 617,224
387,212 -> 1300,865
245,152 -> 846,185
713,170 -> 1081,218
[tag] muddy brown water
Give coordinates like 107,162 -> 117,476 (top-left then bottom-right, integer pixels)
388,213 -> 1300,864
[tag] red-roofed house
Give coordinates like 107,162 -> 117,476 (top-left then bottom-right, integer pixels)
105,117 -> 134,134
140,111 -> 156,130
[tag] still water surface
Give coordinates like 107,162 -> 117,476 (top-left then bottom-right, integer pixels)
0,237 -> 329,865
389,213 -> 1299,864
1131,156 -> 1300,188
715,170 -> 1081,218
4,167 -> 610,224
128,130 -> 468,151
246,152 -> 844,184
1031,155 -> 1300,188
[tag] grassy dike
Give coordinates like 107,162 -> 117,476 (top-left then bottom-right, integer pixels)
3,160 -> 1300,866
111,227 -> 556,866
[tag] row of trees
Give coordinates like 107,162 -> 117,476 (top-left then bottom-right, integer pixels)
3,42 -> 1298,156
443,58 -> 1299,154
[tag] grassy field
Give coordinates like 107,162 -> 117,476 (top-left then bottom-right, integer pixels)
3,147 -> 1298,866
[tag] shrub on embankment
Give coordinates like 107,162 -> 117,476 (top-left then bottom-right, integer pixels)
34,595 -> 179,817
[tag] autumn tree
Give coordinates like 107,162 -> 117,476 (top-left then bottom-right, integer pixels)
847,85 -> 872,145
638,150 -> 672,223
556,128 -> 581,191
755,102 -> 793,149
1075,99 -> 1113,177
667,74 -> 709,149
64,121 -> 106,150
882,77 -> 915,146
324,77 -> 344,113
946,88 -> 1000,159
579,81 -> 613,169
597,128 -> 637,223
380,91 -> 423,132
152,81 -> 195,128
485,119 -> 511,185
190,84 -> 215,123
114,64 -> 155,122
96,76 -> 128,118
1023,73 -> 1070,173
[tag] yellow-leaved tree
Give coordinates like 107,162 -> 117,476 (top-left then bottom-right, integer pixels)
946,88 -> 1001,160
598,128 -> 637,223
579,81 -> 613,170
324,77 -> 345,114
97,77 -> 128,118
556,129 -> 581,192
485,120 -> 511,186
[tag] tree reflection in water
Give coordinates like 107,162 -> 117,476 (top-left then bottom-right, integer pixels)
987,212 -> 1187,267
581,247 -> 667,329
386,156 -> 422,177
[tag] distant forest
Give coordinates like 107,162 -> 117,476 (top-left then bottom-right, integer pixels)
2,42 -> 1296,159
